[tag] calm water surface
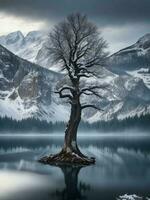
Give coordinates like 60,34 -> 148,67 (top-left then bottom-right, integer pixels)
0,133 -> 150,200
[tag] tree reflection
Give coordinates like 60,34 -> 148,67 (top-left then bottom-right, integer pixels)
52,165 -> 90,200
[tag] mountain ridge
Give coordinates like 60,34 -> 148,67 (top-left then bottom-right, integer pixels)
0,43 -> 69,122
0,31 -> 150,122
0,30 -> 47,64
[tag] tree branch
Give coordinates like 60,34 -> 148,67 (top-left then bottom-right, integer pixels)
55,87 -> 73,99
81,104 -> 103,111
47,13 -> 108,106
79,85 -> 107,96
78,68 -> 100,78
82,90 -> 103,98
56,86 -> 75,93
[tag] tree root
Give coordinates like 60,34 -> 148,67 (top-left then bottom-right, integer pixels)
39,150 -> 95,166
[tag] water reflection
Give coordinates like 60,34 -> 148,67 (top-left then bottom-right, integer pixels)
0,134 -> 150,200
51,166 -> 90,200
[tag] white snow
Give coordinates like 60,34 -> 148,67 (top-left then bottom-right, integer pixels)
0,96 -> 37,120
117,194 -> 142,200
39,102 -> 69,123
127,68 -> 150,89
0,30 -> 47,65
117,105 -> 149,120
0,31 -> 150,123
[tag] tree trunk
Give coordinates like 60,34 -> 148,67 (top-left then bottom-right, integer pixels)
39,97 -> 95,165
63,102 -> 81,154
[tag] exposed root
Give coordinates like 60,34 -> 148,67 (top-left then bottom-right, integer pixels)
39,150 -> 95,166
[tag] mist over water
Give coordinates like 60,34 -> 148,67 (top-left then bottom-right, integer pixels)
0,131 -> 150,200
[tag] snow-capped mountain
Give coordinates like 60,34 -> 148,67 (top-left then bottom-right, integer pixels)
0,32 -> 150,122
0,31 -> 47,64
108,33 -> 150,88
0,44 -> 69,122
0,30 -> 60,70
82,67 -> 150,122
109,33 -> 150,69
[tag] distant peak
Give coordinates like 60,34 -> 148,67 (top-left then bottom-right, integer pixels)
137,33 -> 150,44
5,31 -> 25,43
112,33 -> 150,56
25,30 -> 44,37
7,31 -> 24,37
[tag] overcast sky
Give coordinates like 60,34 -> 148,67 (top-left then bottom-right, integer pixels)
0,0 -> 150,53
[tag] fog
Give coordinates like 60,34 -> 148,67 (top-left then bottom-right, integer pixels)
0,128 -> 150,137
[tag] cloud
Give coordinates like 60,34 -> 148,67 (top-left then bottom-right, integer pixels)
102,23 -> 150,53
0,12 -> 46,36
0,0 -> 149,53
0,0 -> 150,27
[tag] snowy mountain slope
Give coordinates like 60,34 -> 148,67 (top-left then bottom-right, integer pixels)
0,31 -> 61,70
0,32 -> 150,122
0,31 -> 47,64
126,68 -> 150,89
109,33 -> 150,70
0,44 -> 69,121
82,68 -> 150,122
108,33 -> 150,88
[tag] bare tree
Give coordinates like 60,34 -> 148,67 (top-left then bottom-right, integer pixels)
40,13 -> 108,165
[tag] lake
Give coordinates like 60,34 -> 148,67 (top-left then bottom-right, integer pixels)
0,133 -> 150,200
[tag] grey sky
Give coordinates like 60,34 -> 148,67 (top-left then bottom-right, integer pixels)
0,0 -> 150,53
